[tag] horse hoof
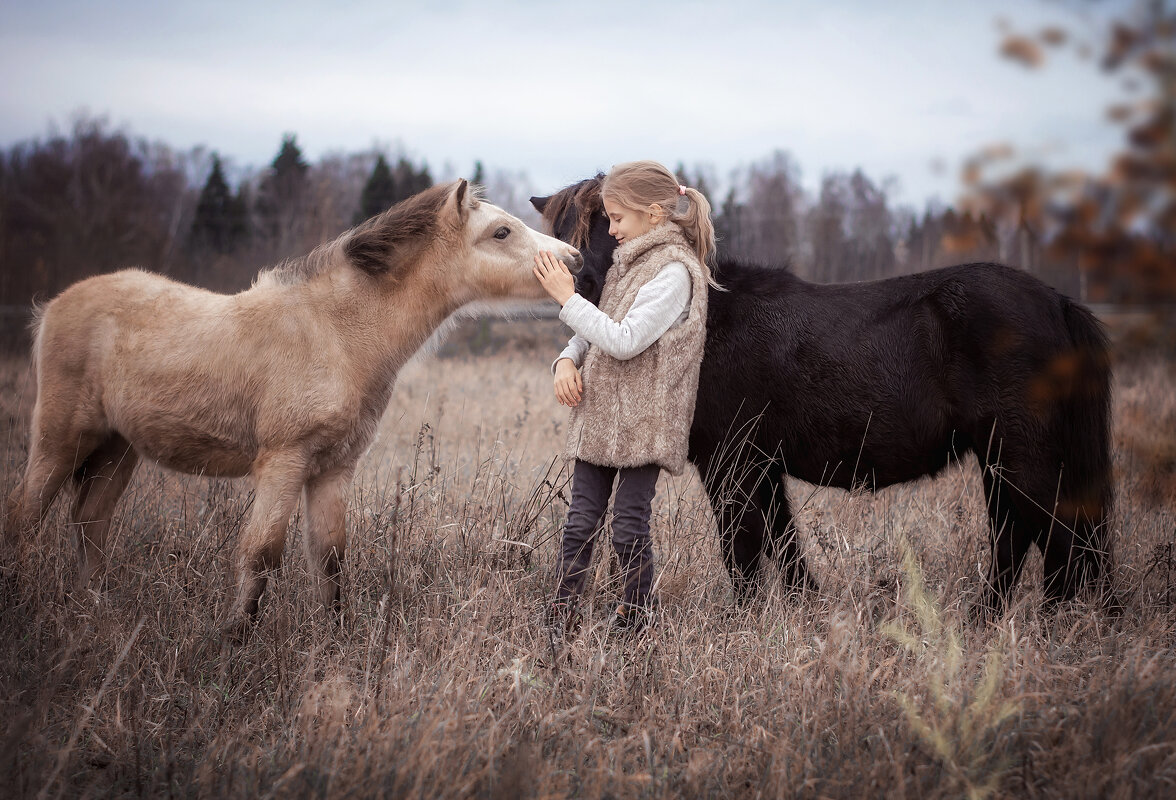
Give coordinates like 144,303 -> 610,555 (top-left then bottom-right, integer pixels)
220,615 -> 254,644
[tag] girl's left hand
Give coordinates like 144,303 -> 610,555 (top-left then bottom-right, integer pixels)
533,251 -> 576,306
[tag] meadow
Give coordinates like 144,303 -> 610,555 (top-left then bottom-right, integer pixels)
1,317 -> 1174,799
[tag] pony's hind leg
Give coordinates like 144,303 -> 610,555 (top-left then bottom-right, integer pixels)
4,425 -> 102,557
70,433 -> 138,591
302,465 -> 354,619
1037,491 -> 1112,610
1036,467 -> 1113,610
223,450 -> 307,640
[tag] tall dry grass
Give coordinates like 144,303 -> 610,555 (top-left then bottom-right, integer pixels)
1,319 -> 1175,798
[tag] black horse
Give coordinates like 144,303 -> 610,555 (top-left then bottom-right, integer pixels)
531,176 -> 1114,614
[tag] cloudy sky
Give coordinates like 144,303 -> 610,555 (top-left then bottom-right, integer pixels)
0,0 -> 1130,207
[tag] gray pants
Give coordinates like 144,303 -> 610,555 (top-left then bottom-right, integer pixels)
556,459 -> 660,608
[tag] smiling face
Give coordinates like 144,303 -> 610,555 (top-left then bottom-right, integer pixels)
603,195 -> 662,245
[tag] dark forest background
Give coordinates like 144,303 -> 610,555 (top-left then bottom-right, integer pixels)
0,4 -> 1172,312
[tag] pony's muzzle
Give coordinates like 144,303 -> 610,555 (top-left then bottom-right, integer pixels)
563,249 -> 584,274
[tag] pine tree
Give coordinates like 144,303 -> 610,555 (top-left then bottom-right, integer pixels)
393,157 -> 432,202
715,187 -> 744,260
189,154 -> 247,254
356,154 -> 397,224
255,134 -> 310,256
270,134 -> 308,185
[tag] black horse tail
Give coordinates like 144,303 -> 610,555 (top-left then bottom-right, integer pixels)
1057,298 -> 1114,583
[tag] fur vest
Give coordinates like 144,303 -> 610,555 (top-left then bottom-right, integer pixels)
565,223 -> 708,475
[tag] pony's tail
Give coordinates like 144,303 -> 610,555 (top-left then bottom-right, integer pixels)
1057,298 -> 1114,586
3,302 -> 47,541
27,300 -> 48,402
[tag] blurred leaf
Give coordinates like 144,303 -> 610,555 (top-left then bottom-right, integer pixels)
1041,26 -> 1068,46
1001,34 -> 1045,67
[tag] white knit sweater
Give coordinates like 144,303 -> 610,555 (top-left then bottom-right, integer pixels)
552,263 -> 691,372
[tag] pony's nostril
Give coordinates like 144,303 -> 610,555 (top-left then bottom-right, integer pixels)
566,251 -> 584,273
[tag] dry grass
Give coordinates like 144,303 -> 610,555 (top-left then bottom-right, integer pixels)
2,319 -> 1175,798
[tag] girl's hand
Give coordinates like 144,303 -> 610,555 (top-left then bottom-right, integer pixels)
533,251 -> 576,306
554,358 -> 583,407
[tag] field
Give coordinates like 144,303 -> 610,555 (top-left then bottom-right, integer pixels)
2,318 -> 1175,798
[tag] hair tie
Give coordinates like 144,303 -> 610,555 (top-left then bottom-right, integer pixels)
678,184 -> 687,196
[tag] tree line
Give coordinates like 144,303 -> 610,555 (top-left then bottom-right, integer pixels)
3,4 -> 1171,308
2,48 -> 1171,309
0,123 -> 436,303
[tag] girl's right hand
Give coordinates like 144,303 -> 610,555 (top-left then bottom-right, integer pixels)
554,359 -> 583,407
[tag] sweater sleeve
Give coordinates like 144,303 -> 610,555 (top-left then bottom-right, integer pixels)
558,262 -> 691,361
551,334 -> 590,374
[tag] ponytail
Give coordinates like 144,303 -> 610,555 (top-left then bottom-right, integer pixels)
677,187 -> 717,277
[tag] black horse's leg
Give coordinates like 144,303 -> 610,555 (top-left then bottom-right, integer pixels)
1039,522 -> 1080,609
994,447 -> 1093,612
760,463 -> 817,595
698,454 -> 768,604
980,466 -> 1034,616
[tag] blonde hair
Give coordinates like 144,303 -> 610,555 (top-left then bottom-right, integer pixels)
602,160 -> 720,287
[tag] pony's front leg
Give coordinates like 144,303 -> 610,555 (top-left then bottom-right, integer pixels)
222,450 -> 308,640
302,464 -> 355,619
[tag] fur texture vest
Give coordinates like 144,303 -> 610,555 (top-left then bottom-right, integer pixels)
565,223 -> 708,475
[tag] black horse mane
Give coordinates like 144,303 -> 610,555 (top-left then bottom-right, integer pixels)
710,256 -> 805,295
538,173 -> 606,250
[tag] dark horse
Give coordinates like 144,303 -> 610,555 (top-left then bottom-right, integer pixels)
531,176 -> 1114,614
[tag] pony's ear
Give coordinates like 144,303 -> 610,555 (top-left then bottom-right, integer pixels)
530,195 -> 549,213
443,179 -> 470,227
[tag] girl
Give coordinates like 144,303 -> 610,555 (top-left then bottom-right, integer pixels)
532,160 -> 716,632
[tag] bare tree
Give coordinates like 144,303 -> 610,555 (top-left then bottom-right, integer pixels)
963,0 -> 1176,302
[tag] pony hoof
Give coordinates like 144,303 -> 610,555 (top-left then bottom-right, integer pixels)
220,615 -> 254,644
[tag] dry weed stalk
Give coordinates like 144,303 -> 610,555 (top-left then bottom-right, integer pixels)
884,533 -> 1020,798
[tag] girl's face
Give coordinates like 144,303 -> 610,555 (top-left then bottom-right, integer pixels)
603,197 -> 662,245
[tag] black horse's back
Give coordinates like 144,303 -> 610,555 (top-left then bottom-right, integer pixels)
698,263 -> 1027,491
532,178 -> 1114,614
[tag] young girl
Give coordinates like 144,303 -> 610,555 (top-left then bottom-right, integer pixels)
532,160 -> 716,632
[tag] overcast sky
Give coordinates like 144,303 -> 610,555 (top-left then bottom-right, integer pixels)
0,0 -> 1131,208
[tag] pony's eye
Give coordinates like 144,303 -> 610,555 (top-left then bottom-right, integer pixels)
493,226 -> 510,240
